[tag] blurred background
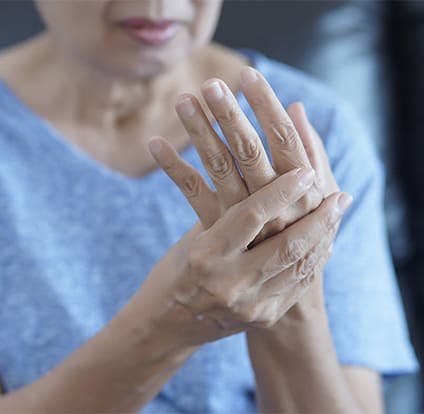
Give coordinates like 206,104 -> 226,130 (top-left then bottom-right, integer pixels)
1,0 -> 423,412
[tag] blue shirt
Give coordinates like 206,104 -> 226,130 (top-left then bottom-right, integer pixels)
0,49 -> 418,413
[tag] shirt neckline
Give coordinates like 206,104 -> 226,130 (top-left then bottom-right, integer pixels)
0,48 -> 263,187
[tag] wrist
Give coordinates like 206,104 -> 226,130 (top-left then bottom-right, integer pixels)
247,279 -> 328,347
110,291 -> 199,368
283,278 -> 326,325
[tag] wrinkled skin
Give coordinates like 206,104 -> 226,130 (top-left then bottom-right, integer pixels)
146,67 -> 348,344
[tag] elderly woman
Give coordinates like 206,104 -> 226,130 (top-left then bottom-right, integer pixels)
0,1 -> 417,413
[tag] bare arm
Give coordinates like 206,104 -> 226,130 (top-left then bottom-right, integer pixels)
247,292 -> 383,414
1,164 -> 338,413
344,367 -> 383,413
241,77 -> 384,413
151,67 -> 384,413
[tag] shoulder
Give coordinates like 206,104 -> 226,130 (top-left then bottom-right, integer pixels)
0,34 -> 54,119
0,40 -> 31,85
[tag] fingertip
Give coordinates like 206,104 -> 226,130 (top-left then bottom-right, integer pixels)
201,77 -> 222,91
148,136 -> 164,156
335,192 -> 353,215
175,93 -> 197,117
298,101 -> 306,114
288,101 -> 303,111
288,101 -> 307,119
201,78 -> 225,102
176,92 -> 195,104
240,66 -> 259,85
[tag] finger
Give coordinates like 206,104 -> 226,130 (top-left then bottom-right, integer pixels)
148,136 -> 220,229
201,78 -> 277,193
288,102 -> 319,172
252,214 -> 338,286
288,102 -> 325,192
211,167 -> 315,251
226,231 -> 336,329
239,67 -> 311,174
175,94 -> 249,208
292,226 -> 337,283
254,254 -> 327,327
289,102 -> 338,197
244,192 -> 352,278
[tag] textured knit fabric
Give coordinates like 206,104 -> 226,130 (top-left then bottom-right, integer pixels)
0,49 -> 418,413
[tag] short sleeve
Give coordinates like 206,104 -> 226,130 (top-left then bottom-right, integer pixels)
323,104 -> 419,375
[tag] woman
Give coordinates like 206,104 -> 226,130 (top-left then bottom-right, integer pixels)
0,0 -> 417,413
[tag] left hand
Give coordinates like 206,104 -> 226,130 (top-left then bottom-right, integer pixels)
149,67 -> 347,323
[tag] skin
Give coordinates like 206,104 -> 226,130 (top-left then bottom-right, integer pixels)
150,68 -> 383,413
0,1 -> 244,178
0,0 -> 383,412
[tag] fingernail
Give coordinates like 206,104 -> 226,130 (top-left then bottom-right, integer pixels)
148,138 -> 162,156
335,193 -> 353,214
240,67 -> 258,84
203,80 -> 224,102
296,168 -> 315,187
177,96 -> 196,117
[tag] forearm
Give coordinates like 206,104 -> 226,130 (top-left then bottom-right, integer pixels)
0,295 -> 197,413
247,289 -> 362,414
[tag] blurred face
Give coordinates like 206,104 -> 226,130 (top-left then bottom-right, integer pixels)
35,0 -> 223,79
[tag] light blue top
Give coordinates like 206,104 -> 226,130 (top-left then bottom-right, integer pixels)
0,49 -> 418,413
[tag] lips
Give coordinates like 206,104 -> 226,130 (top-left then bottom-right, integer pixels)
120,18 -> 179,46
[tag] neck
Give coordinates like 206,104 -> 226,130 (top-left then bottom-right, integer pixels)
14,33 -> 206,130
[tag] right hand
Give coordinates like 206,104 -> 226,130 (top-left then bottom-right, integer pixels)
134,167 -> 350,347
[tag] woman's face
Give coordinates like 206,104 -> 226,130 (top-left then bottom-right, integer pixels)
35,0 -> 223,79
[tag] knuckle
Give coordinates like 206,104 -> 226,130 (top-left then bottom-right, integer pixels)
187,248 -> 212,275
198,277 -> 229,306
185,122 -> 206,138
212,293 -> 227,308
161,157 -> 178,175
280,238 -> 307,265
217,288 -> 240,308
276,186 -> 291,205
181,173 -> 201,198
298,251 -> 319,278
267,217 -> 288,235
270,120 -> 298,150
305,271 -> 317,286
188,239 -> 226,276
302,190 -> 322,211
321,210 -> 335,232
238,205 -> 265,229
219,104 -> 241,125
298,273 -> 314,290
316,236 -> 331,254
249,92 -> 268,109
239,306 -> 259,323
233,133 -> 262,168
206,151 -> 234,181
319,198 -> 342,230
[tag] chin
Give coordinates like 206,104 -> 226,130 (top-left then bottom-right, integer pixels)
89,42 -> 195,81
98,26 -> 201,80
133,53 -> 187,79
122,59 -> 172,80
